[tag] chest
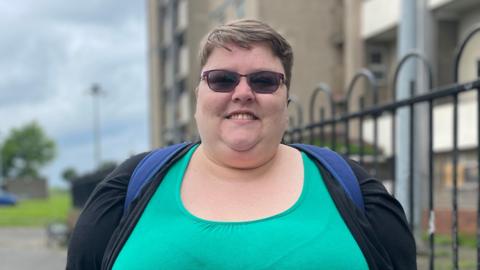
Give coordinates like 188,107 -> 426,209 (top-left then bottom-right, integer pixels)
114,216 -> 368,270
112,152 -> 368,270
181,169 -> 304,222
180,148 -> 305,222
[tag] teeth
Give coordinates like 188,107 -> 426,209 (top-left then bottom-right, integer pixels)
229,113 -> 255,120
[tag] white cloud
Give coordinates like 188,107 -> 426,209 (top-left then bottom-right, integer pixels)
0,1 -> 149,188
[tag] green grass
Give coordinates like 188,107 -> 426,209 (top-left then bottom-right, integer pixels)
423,232 -> 477,249
0,189 -> 71,227
418,233 -> 477,269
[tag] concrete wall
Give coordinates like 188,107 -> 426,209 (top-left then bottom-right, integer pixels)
148,0 -> 163,148
362,0 -> 400,39
429,0 -> 454,9
184,1 -> 210,141
458,6 -> 480,83
260,0 -> 344,113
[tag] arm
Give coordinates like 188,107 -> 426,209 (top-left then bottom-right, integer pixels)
348,160 -> 417,270
66,153 -> 147,270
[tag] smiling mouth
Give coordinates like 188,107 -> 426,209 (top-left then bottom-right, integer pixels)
226,112 -> 258,120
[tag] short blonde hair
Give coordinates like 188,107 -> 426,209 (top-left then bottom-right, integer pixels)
198,19 -> 294,90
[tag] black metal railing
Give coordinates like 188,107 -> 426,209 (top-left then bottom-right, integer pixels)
284,24 -> 480,270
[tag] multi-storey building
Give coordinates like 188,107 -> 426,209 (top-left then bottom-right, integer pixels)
148,0 -> 209,147
148,0 -> 348,147
147,0 -> 479,234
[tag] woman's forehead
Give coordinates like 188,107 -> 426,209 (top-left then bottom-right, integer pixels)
203,43 -> 283,71
210,42 -> 274,56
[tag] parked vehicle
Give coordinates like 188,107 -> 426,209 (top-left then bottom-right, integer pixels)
0,190 -> 18,206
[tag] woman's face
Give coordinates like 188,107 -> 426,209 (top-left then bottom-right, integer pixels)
195,43 -> 289,159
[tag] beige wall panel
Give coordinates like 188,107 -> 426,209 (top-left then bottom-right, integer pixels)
259,0 -> 344,114
148,0 -> 163,148
458,6 -> 480,83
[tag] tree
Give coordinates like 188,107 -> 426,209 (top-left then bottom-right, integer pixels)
0,122 -> 56,179
61,167 -> 78,182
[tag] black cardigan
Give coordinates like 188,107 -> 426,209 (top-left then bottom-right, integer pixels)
67,143 -> 417,269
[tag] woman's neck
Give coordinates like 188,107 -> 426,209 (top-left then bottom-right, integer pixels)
192,144 -> 286,183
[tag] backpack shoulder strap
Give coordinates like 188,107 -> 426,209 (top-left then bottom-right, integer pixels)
291,143 -> 365,211
124,142 -> 191,213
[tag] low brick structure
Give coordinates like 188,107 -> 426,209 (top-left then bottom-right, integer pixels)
423,209 -> 477,235
4,177 -> 48,199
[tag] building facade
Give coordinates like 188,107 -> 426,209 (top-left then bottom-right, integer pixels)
359,0 -> 479,180
148,0 -> 479,147
359,0 -> 480,234
361,0 -> 480,100
147,0 -> 480,233
148,0 -> 347,147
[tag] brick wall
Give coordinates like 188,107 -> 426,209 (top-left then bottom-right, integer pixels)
4,178 -> 48,199
422,209 -> 477,235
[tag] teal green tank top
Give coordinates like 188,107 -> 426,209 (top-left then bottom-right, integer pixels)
113,146 -> 368,270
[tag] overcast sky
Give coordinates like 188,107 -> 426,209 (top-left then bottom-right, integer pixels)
0,1 -> 149,188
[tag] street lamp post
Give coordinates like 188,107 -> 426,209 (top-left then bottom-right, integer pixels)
89,84 -> 104,169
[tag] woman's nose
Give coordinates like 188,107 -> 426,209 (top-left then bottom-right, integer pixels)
231,77 -> 255,103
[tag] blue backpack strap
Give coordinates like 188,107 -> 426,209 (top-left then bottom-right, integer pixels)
291,143 -> 365,211
124,142 -> 191,213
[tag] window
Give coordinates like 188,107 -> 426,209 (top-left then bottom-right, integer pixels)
178,89 -> 191,125
373,71 -> 385,80
164,53 -> 174,89
366,45 -> 388,85
161,47 -> 168,62
443,161 -> 478,189
177,0 -> 188,31
178,46 -> 189,78
162,11 -> 172,46
175,31 -> 184,46
176,78 -> 186,93
463,162 -> 478,188
370,52 -> 382,64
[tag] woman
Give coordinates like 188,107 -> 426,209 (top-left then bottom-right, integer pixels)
67,19 -> 416,270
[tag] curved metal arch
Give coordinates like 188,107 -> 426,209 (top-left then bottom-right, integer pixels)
392,51 -> 434,98
308,83 -> 334,124
453,23 -> 480,83
345,68 -> 378,112
288,95 -> 304,128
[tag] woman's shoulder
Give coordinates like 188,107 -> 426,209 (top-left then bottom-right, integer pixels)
345,159 -> 417,270
66,151 -> 152,269
105,152 -> 150,180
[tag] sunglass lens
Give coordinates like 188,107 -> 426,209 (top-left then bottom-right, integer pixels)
207,70 -> 239,92
249,71 -> 280,93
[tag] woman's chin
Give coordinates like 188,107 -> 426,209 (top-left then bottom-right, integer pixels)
224,138 -> 258,152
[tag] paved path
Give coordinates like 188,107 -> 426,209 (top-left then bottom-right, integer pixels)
0,227 -> 66,270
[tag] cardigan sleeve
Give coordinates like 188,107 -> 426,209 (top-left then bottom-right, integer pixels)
66,152 -> 148,270
348,159 -> 417,270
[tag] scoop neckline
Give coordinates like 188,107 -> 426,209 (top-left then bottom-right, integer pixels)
175,145 -> 307,225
